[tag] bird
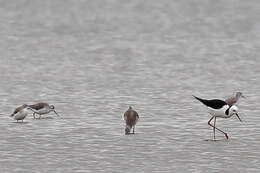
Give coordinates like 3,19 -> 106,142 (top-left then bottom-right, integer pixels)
28,103 -> 60,119
10,104 -> 34,122
225,92 -> 245,106
193,95 -> 242,140
123,106 -> 139,135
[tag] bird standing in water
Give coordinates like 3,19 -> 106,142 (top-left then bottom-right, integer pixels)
124,106 -> 139,135
193,95 -> 242,140
225,92 -> 245,106
10,104 -> 34,122
29,103 -> 60,119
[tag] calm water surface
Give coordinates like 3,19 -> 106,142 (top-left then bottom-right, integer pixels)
0,0 -> 260,172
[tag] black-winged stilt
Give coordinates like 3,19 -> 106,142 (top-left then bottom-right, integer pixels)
193,95 -> 242,140
29,103 -> 60,119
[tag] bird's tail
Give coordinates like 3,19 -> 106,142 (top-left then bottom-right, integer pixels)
192,95 -> 208,105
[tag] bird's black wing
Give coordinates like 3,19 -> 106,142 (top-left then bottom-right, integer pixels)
193,95 -> 227,109
29,103 -> 48,110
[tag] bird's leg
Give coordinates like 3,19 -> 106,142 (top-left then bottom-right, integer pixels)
33,113 -> 36,119
208,116 -> 215,140
213,117 -> 216,140
208,116 -> 229,139
133,126 -> 135,134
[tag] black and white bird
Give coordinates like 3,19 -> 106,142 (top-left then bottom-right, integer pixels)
193,95 -> 242,140
29,103 -> 60,119
225,92 -> 245,106
10,104 -> 34,122
123,106 -> 139,135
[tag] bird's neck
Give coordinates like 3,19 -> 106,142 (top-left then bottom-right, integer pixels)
236,94 -> 241,99
28,108 -> 40,114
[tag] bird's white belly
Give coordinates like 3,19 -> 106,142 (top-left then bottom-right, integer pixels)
207,105 -> 229,118
37,108 -> 50,115
14,112 -> 27,120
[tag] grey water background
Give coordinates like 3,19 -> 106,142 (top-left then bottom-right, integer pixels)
0,0 -> 260,172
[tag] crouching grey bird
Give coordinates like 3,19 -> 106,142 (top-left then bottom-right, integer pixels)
225,92 -> 245,106
10,104 -> 35,122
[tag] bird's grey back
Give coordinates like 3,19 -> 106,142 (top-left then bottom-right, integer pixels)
11,104 -> 28,116
225,92 -> 243,106
124,108 -> 139,127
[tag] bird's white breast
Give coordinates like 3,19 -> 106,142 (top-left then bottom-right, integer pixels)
207,105 -> 229,118
37,108 -> 51,115
14,109 -> 28,120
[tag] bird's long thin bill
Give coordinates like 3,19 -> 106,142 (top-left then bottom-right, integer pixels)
236,113 -> 242,122
54,110 -> 60,116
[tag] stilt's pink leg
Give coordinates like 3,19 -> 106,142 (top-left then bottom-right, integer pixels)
208,116 -> 228,139
213,117 -> 216,140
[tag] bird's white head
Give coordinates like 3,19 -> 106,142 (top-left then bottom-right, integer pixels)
49,105 -> 60,116
50,105 -> 55,110
229,105 -> 242,122
230,105 -> 238,114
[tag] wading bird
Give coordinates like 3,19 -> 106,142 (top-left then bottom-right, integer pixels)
193,95 -> 242,140
124,106 -> 139,135
29,103 -> 60,119
10,104 -> 34,122
225,92 -> 245,106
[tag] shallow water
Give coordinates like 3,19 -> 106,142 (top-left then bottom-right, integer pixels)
0,0 -> 260,172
